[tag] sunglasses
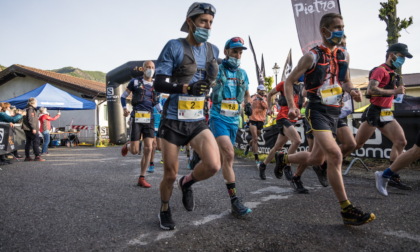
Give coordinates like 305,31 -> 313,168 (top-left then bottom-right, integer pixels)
197,3 -> 216,15
230,37 -> 244,44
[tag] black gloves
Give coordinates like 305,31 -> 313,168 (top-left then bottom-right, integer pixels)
187,80 -> 210,96
244,102 -> 252,116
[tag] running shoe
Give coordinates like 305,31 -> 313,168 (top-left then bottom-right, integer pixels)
274,152 -> 286,179
341,205 -> 376,226
147,165 -> 155,173
158,208 -> 175,230
291,176 -> 309,194
388,174 -> 412,190
258,162 -> 266,180
284,166 -> 293,181
34,156 -> 46,162
231,197 -> 252,217
121,143 -> 128,157
137,177 -> 151,188
179,176 -> 194,211
244,145 -> 250,156
313,164 -> 328,187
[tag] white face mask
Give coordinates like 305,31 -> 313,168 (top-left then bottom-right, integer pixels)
145,69 -> 154,78
5,110 -> 11,116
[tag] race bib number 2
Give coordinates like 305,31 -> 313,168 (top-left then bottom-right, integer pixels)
178,96 -> 205,120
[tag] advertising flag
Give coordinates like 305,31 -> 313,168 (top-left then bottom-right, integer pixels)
248,36 -> 265,85
281,49 -> 293,81
291,0 -> 341,54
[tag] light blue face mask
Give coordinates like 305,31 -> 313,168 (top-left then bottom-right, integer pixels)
326,29 -> 344,45
192,23 -> 210,43
392,55 -> 405,69
227,57 -> 241,68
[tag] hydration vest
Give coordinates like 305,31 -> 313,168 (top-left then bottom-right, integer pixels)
170,38 -> 218,85
131,78 -> 157,106
211,64 -> 247,104
305,45 -> 348,102
365,65 -> 401,98
278,84 -> 303,108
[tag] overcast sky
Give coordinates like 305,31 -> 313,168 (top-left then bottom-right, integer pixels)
1,0 -> 419,91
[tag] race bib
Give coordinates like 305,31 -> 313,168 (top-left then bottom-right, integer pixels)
134,111 -> 151,123
380,108 -> 394,122
319,83 -> 343,106
220,100 -> 239,117
178,96 -> 205,120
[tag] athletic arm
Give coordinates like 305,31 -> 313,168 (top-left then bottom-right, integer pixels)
285,53 -> 313,119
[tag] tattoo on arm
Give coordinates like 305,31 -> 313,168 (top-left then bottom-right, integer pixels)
367,80 -> 382,95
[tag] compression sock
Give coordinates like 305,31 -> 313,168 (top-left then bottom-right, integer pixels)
382,167 -> 395,178
254,154 -> 259,161
340,200 -> 352,211
226,183 -> 237,200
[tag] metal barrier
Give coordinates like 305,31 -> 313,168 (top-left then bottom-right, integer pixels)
343,158 -> 371,176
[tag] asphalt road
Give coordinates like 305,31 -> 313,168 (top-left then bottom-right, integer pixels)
1,146 -> 419,252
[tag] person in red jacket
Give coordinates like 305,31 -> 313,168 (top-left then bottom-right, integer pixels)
39,107 -> 60,155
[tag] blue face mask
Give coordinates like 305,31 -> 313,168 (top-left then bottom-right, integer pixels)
192,23 -> 210,43
227,57 -> 241,68
326,29 -> 344,45
392,55 -> 405,69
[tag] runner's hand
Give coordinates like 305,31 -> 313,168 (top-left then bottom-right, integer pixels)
187,80 -> 210,96
288,107 -> 300,120
123,108 -> 130,117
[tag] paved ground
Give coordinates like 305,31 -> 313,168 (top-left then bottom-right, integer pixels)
1,146 -> 419,251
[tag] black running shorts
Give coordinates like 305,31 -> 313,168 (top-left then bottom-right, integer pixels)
337,117 -> 348,128
158,118 -> 209,146
276,118 -> 295,136
249,120 -> 264,130
130,118 -> 155,141
306,102 -> 340,136
361,104 -> 392,128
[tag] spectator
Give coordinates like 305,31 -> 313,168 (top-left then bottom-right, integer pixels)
39,107 -> 61,155
22,98 -> 45,161
0,103 -> 25,164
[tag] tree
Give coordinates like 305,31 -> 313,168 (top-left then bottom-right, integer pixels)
379,0 -> 413,46
264,76 -> 274,92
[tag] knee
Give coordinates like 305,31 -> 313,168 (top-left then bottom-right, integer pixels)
143,145 -> 152,154
343,141 -> 357,153
163,170 -> 177,185
395,138 -> 407,149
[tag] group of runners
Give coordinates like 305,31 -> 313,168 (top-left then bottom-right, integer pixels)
119,2 -> 417,231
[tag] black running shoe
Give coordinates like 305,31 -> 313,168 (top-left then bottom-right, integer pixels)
158,208 -> 175,230
274,153 -> 286,179
258,162 -> 266,180
341,205 -> 376,226
291,176 -> 309,194
313,164 -> 328,187
231,197 -> 252,217
388,174 -> 412,190
284,166 -> 293,181
179,176 -> 195,211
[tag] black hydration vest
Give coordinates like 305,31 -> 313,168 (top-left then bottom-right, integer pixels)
131,77 -> 157,106
365,66 -> 401,98
305,46 -> 348,102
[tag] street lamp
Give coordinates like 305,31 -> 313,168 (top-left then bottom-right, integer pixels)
272,62 -> 280,84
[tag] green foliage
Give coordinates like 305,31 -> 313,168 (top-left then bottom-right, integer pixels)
264,76 -> 274,92
378,0 -> 413,45
0,65 -> 6,71
51,67 -> 106,83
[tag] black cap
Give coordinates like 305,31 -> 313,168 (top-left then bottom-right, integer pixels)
387,43 -> 413,58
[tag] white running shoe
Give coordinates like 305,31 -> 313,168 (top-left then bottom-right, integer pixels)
375,171 -> 389,196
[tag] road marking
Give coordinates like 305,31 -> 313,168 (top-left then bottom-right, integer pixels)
250,186 -> 293,195
383,230 -> 420,243
193,210 -> 230,225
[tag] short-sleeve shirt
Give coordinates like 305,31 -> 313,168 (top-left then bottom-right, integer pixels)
249,95 -> 268,122
210,67 -> 249,125
155,39 -> 219,121
369,63 -> 395,108
127,78 -> 154,117
275,81 -> 299,122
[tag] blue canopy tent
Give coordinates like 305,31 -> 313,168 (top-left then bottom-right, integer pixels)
1,83 -> 96,110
